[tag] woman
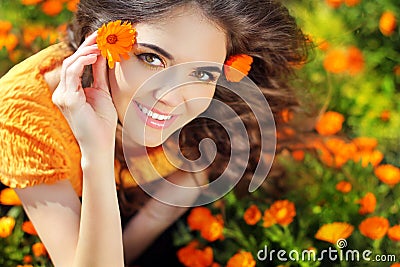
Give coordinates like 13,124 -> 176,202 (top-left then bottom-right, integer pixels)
0,0 -> 309,266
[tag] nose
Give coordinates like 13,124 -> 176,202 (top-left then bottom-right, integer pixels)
153,85 -> 185,107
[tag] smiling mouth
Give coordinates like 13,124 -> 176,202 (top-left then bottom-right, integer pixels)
136,102 -> 173,121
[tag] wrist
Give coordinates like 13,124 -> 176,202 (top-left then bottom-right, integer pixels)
80,149 -> 115,173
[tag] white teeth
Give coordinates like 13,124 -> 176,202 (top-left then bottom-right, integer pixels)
137,103 -> 172,121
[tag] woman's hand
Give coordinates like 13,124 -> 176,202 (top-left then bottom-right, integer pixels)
52,31 -> 118,155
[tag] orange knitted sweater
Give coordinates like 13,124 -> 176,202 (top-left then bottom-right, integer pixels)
0,43 -> 179,196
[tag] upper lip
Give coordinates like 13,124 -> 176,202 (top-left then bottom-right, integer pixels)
135,101 -> 179,116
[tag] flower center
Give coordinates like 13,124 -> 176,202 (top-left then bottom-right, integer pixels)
106,34 -> 118,44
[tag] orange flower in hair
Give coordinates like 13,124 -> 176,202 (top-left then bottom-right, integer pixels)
97,20 -> 136,69
224,54 -> 253,82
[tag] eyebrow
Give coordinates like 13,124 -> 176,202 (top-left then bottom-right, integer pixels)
137,43 -> 174,61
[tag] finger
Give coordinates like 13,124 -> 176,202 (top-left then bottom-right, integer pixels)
92,55 -> 110,94
65,54 -> 98,92
78,31 -> 98,50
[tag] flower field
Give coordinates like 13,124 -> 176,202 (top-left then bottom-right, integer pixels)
0,0 -> 399,266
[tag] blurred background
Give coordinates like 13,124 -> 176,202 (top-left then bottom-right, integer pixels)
0,0 -> 399,266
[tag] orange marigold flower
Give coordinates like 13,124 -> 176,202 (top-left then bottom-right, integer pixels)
344,0 -> 361,7
22,221 -> 38,235
347,46 -> 364,75
17,265 -> 34,267
391,264 -> 400,267
324,138 -> 357,168
315,111 -> 345,136
200,217 -> 224,242
32,242 -> 47,257
269,200 -> 296,226
97,20 -> 136,69
177,241 -> 214,267
21,0 -> 43,5
243,205 -> 262,225
374,164 -> 400,186
67,0 -> 79,12
359,217 -> 389,240
0,33 -> 18,52
357,192 -> 376,215
23,25 -> 45,47
380,110 -> 391,122
388,225 -> 400,242
227,251 -> 256,267
187,207 -> 213,231
315,222 -> 354,244
0,188 -> 21,205
224,54 -> 253,82
262,209 -> 276,228
41,0 -> 63,16
379,11 -> 397,36
0,20 -> 12,35
325,0 -> 342,8
336,181 -> 352,193
353,149 -> 383,168
323,49 -> 348,73
23,255 -> 33,264
291,150 -> 305,162
353,137 -> 378,151
0,216 -> 16,238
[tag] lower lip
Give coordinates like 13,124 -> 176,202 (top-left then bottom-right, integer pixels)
133,101 -> 177,130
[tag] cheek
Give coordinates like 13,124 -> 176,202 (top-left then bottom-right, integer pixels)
184,84 -> 216,115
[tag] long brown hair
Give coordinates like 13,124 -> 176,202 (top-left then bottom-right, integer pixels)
68,0 -> 310,217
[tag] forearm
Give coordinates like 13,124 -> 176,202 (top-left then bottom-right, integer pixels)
74,151 -> 124,267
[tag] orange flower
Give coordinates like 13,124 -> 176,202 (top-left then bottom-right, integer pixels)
344,0 -> 360,6
0,33 -> 18,52
359,217 -> 389,240
315,222 -> 354,244
379,11 -> 397,36
280,108 -> 294,123
23,25 -> 45,47
243,205 -> 262,225
388,225 -> 400,241
324,138 -> 357,168
41,0 -> 63,16
22,221 -> 38,235
17,265 -> 34,267
224,54 -> 253,82
0,20 -> 12,35
357,192 -> 376,215
0,216 -> 16,238
187,207 -> 213,231
97,20 -> 136,69
21,0 -> 43,5
291,150 -> 305,162
380,110 -> 391,122
67,0 -> 79,12
227,251 -> 256,267
374,164 -> 400,186
352,137 -> 378,151
200,217 -> 224,242
325,0 -> 342,8
315,111 -> 345,136
0,188 -> 21,205
353,150 -> 383,168
336,181 -> 352,193
347,46 -> 364,75
268,200 -> 296,226
177,241 -> 214,267
32,242 -> 47,257
23,255 -> 33,264
390,264 -> 400,267
262,209 -> 276,228
323,49 -> 348,73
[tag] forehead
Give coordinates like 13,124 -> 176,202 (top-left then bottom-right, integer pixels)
134,8 -> 227,64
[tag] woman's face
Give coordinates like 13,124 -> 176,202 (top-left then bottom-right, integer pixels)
109,7 -> 227,147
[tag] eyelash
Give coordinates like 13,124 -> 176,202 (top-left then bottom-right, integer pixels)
136,52 -> 217,82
